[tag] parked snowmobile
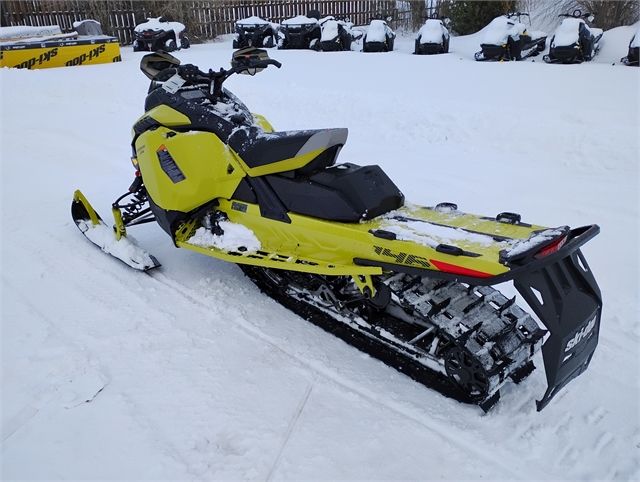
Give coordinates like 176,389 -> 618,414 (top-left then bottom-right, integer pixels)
72,48 -> 602,412
543,10 -> 603,64
621,26 -> 639,66
277,14 -> 321,49
318,16 -> 359,51
415,18 -> 450,55
233,16 -> 277,49
133,17 -> 190,52
474,13 -> 546,61
363,19 -> 395,52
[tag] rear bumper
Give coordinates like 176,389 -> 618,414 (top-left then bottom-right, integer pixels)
511,227 -> 602,410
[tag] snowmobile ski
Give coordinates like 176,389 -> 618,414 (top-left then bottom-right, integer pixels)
72,190 -> 160,271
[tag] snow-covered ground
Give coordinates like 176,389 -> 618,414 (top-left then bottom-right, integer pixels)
1,25 -> 639,480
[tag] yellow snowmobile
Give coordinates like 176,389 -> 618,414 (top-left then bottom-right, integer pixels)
72,48 -> 602,411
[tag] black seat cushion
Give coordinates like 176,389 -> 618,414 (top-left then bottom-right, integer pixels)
265,163 -> 404,222
229,127 -> 348,170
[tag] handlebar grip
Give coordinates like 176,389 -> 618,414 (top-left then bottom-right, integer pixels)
251,59 -> 282,69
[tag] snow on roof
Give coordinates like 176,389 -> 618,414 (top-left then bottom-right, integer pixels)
134,17 -> 185,34
282,15 -> 318,26
236,16 -> 270,26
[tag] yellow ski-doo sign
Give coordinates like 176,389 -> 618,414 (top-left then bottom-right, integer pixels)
0,37 -> 121,70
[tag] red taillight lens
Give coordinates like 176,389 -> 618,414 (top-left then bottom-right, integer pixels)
536,235 -> 568,258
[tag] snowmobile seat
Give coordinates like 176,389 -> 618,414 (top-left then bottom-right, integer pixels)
230,128 -> 348,175
264,162 -> 405,222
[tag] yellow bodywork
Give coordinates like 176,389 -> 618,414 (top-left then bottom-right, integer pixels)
131,104 -> 550,285
175,200 -> 545,279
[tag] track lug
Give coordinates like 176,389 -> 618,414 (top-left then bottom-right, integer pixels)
480,391 -> 500,413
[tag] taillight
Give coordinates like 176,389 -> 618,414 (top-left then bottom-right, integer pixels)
536,235 -> 567,258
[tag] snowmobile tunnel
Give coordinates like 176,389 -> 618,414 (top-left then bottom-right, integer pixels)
356,224 -> 601,410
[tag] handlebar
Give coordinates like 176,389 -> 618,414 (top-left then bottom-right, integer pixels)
178,58 -> 281,81
558,9 -> 593,19
173,57 -> 281,103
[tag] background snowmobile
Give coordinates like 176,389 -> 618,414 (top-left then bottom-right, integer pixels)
72,48 -> 603,412
363,19 -> 396,52
414,17 -> 450,55
621,26 -> 639,66
318,16 -> 360,51
543,10 -> 603,64
277,13 -> 321,49
474,13 -> 546,61
133,17 -> 190,52
233,16 -> 277,49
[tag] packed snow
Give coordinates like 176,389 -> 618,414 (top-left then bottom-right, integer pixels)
417,19 -> 449,44
320,19 -> 340,42
365,19 -> 391,43
77,219 -> 158,271
501,228 -> 567,258
281,15 -> 317,26
380,214 -> 503,249
0,25 -> 62,40
482,16 -> 526,45
552,18 -> 588,47
1,21 -> 639,481
134,17 -> 185,35
189,222 -> 261,253
236,16 -> 270,26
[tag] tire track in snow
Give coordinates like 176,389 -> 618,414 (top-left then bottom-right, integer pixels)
266,381 -> 314,481
146,271 -> 543,480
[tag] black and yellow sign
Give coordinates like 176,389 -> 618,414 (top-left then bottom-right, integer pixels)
0,37 -> 121,70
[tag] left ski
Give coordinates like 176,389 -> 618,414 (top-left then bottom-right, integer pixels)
71,190 -> 160,271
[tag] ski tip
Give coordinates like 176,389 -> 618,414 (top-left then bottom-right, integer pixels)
72,189 -> 102,228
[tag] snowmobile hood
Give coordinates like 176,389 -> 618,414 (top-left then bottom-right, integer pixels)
367,20 -> 393,42
418,20 -> 448,43
134,17 -> 185,34
321,20 -> 340,41
482,16 -> 526,44
553,17 -> 589,47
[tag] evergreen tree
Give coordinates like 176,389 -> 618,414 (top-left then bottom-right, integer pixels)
441,1 -> 517,35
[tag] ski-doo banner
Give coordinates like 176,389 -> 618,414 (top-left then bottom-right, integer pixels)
0,37 -> 121,70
